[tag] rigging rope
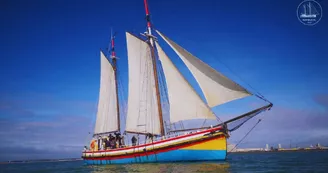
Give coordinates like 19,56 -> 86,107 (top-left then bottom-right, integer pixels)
227,119 -> 262,155
215,114 -> 223,123
201,119 -> 207,128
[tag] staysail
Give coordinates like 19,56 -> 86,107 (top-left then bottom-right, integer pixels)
125,32 -> 161,135
156,30 -> 251,108
156,42 -> 216,123
94,51 -> 118,134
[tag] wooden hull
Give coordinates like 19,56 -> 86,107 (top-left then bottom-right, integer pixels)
82,127 -> 227,164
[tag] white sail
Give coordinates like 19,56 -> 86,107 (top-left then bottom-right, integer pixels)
125,32 -> 161,135
94,51 -> 118,134
156,42 -> 216,123
156,30 -> 251,108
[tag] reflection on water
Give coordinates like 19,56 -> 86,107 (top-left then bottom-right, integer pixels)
88,162 -> 230,173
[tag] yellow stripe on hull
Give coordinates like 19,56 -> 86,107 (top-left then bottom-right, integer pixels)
182,135 -> 227,150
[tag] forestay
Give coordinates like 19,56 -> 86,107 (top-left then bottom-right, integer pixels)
94,51 -> 118,134
156,30 -> 251,108
125,32 -> 161,135
156,42 -> 216,123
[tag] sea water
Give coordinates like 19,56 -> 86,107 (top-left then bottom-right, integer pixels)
1,151 -> 328,173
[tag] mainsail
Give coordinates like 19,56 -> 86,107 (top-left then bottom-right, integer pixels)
156,42 -> 216,123
125,32 -> 161,135
156,30 -> 251,108
94,51 -> 118,134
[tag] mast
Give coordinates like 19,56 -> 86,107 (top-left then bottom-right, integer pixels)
111,31 -> 120,132
309,3 -> 311,15
143,0 -> 165,136
144,0 -> 153,45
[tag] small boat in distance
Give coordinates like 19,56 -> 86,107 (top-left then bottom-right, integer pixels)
82,0 -> 272,165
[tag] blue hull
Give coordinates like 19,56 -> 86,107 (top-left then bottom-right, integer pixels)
84,149 -> 226,165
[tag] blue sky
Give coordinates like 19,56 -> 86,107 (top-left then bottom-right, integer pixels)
0,0 -> 327,161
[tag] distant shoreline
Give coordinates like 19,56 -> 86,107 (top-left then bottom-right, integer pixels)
229,148 -> 328,154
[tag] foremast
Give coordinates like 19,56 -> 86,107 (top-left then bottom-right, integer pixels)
110,31 -> 121,132
143,0 -> 165,136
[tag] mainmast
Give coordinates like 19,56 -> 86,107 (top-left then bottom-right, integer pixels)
110,31 -> 121,132
144,0 -> 154,45
143,0 -> 165,136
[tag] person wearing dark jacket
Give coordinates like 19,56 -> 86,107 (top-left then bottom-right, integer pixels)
132,136 -> 137,146
105,138 -> 110,149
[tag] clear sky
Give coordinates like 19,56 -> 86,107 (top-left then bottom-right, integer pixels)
0,0 -> 327,161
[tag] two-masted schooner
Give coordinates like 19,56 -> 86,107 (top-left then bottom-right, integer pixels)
82,0 -> 272,165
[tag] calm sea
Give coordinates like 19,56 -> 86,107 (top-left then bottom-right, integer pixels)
1,151 -> 328,173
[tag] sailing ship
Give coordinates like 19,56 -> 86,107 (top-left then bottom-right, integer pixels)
300,1 -> 319,18
82,0 -> 272,164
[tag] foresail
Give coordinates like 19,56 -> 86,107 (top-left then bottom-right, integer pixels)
125,32 -> 161,135
156,42 -> 216,123
94,51 -> 118,135
156,30 -> 251,108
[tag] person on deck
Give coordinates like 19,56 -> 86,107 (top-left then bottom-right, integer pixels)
115,132 -> 122,147
146,133 -> 154,142
97,136 -> 102,150
107,134 -> 112,149
113,136 -> 117,149
115,132 -> 121,140
105,138 -> 110,149
103,138 -> 108,149
121,135 -> 125,147
110,137 -> 116,149
91,139 -> 97,151
108,134 -> 113,140
132,136 -> 137,146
